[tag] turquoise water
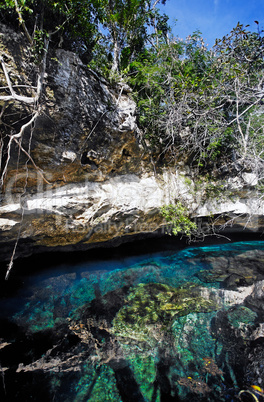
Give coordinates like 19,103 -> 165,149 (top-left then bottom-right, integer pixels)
0,240 -> 264,401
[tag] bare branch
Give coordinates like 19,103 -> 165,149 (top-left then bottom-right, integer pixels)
0,85 -> 37,90
227,95 -> 264,126
13,137 -> 51,184
152,0 -> 161,9
0,94 -> 36,104
36,36 -> 49,101
0,137 -> 12,188
5,216 -> 22,280
11,111 -> 39,140
0,112 -> 51,187
14,0 -> 33,45
0,56 -> 37,103
0,55 -> 16,97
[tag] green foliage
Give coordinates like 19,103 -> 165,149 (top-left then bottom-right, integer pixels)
89,0 -> 169,74
1,0 -> 263,177
257,180 -> 264,194
33,29 -> 49,63
127,23 -> 264,172
203,182 -> 224,201
0,0 -> 169,74
160,202 -> 197,237
127,32 -> 213,149
0,0 -> 98,62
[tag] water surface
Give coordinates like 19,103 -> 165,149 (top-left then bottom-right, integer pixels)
0,239 -> 264,401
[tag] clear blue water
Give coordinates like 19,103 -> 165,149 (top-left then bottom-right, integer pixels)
0,240 -> 264,401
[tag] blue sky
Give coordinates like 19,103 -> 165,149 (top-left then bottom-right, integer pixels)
160,0 -> 264,48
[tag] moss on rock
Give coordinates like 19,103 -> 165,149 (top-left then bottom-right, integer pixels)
111,282 -> 219,342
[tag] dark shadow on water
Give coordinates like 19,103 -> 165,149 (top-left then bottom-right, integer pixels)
0,231 -> 263,297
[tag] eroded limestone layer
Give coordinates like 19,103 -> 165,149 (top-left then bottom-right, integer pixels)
1,23 -> 264,261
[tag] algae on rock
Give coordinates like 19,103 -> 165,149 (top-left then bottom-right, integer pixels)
111,282 -> 219,343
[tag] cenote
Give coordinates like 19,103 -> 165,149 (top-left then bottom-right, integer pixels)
1,235 -> 264,402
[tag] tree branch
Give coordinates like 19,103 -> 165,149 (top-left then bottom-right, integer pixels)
0,111 -> 51,187
152,0 -> 161,9
227,94 -> 264,126
14,0 -> 33,45
13,137 -> 51,184
0,55 -> 16,97
0,56 -> 37,103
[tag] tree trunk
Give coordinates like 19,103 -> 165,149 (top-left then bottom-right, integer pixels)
111,25 -> 120,73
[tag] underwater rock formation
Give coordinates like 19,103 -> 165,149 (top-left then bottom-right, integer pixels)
195,248 -> 264,288
1,241 -> 264,401
111,282 -> 219,343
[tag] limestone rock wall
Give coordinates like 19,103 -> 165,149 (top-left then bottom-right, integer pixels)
0,23 -> 264,262
0,23 -> 148,259
0,29 -> 146,182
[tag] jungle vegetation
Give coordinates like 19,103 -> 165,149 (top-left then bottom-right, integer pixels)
0,0 -> 263,174
0,0 -> 264,274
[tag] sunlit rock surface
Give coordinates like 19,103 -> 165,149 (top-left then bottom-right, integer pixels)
1,22 -> 264,262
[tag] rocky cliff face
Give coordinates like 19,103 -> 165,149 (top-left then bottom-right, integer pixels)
0,23 -> 263,262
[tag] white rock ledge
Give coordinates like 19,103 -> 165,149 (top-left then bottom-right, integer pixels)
0,170 -> 263,252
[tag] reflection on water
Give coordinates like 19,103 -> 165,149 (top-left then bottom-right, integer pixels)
0,240 -> 264,401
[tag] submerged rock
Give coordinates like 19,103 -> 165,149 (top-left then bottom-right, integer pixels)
111,282 -> 219,343
1,242 -> 264,401
196,249 -> 264,289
